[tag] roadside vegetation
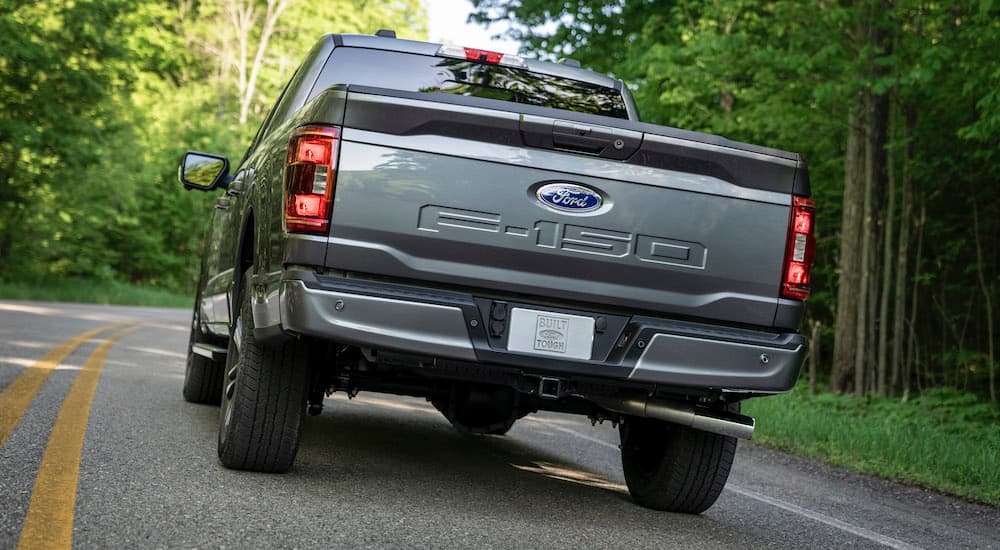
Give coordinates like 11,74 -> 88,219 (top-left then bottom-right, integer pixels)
0,278 -> 190,308
744,384 -> 1000,505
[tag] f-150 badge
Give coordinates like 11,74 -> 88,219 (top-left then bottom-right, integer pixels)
418,205 -> 708,270
536,183 -> 602,213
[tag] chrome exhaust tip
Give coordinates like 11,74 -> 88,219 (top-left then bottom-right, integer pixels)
589,396 -> 755,440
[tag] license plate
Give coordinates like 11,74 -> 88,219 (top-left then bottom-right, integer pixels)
507,308 -> 595,360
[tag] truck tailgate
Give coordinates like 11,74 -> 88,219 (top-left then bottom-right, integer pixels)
323,91 -> 796,327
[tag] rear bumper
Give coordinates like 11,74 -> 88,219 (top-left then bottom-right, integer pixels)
254,270 -> 805,393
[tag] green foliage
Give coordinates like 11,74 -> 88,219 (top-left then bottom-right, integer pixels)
0,0 -> 427,294
743,384 -> 1000,504
0,0 -> 140,276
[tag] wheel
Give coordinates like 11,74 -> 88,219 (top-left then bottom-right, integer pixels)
619,404 -> 739,514
218,270 -> 311,472
182,300 -> 223,405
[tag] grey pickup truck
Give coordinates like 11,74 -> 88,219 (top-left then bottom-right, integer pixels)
179,30 -> 814,514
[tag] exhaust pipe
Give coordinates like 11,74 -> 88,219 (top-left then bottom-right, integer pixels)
589,396 -> 755,440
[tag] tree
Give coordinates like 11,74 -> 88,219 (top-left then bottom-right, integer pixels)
0,0 -> 142,278
1,0 -> 427,291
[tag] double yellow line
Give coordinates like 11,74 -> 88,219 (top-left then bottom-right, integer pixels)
0,322 -> 144,550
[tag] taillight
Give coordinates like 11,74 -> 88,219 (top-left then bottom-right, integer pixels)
284,125 -> 340,234
781,196 -> 816,300
462,47 -> 504,64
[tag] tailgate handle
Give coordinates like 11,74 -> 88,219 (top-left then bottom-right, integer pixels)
519,116 -> 642,160
552,123 -> 608,155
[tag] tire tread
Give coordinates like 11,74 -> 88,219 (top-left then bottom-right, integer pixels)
621,405 -> 739,514
218,276 -> 308,473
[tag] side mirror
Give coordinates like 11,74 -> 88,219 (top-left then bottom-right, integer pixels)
179,151 -> 230,191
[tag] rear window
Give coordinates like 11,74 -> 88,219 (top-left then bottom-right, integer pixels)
312,47 -> 628,119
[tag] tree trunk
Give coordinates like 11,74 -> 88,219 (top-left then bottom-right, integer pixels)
877,94 -> 897,396
810,321 -> 821,395
890,109 -> 913,396
240,0 -> 289,125
854,81 -> 885,396
972,202 -> 997,402
837,3 -> 889,396
868,262 -> 880,395
832,98 -> 866,393
904,198 -> 926,401
853,142 -> 870,396
227,0 -> 251,124
223,0 -> 289,126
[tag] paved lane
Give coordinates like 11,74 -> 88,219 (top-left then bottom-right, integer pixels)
1,301 -> 998,549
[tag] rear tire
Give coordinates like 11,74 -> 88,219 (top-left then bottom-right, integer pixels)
182,303 -> 223,405
218,270 -> 310,472
620,404 -> 739,514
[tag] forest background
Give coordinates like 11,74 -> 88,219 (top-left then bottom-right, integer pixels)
1,0 -> 998,494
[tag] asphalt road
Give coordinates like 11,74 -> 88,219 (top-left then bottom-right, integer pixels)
1,300 -> 998,549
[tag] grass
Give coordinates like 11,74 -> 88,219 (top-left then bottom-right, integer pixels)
0,278 -> 191,308
743,384 -> 1000,506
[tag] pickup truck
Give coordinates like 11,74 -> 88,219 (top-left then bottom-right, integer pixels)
179,30 -> 814,514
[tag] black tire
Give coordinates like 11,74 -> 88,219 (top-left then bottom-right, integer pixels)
183,302 -> 223,405
218,270 -> 310,472
620,404 -> 739,514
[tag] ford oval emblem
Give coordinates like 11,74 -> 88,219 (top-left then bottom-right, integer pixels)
536,183 -> 603,213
